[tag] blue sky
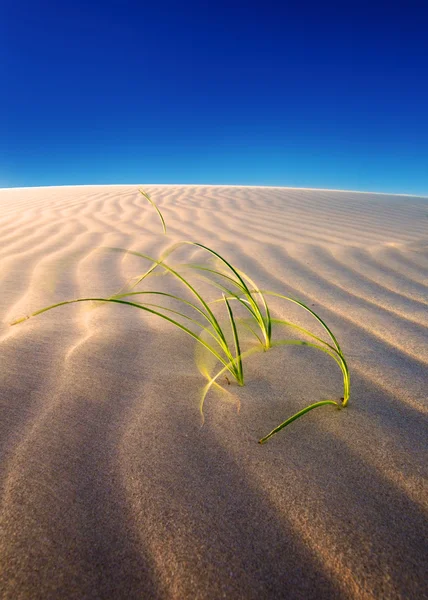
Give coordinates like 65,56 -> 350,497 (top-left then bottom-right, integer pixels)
2,0 -> 428,194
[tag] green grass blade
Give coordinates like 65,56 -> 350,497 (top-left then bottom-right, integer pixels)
236,268 -> 272,343
151,241 -> 272,347
190,242 -> 271,345
199,345 -> 264,419
182,263 -> 248,294
270,339 -> 342,366
113,290 -> 219,330
236,317 -> 264,346
113,291 -> 244,366
224,295 -> 243,384
106,248 -> 230,351
139,188 -> 167,234
271,318 -> 339,353
264,291 -> 342,354
271,339 -> 349,404
185,268 -> 259,321
10,297 -> 243,380
259,400 -> 340,444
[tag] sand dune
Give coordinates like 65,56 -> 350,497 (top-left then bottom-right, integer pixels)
0,185 -> 427,599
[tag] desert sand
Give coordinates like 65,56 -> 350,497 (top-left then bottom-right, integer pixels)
0,184 -> 427,599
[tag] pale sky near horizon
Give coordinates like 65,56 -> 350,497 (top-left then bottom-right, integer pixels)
2,0 -> 428,195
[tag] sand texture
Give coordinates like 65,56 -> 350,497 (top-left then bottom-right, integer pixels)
0,185 -> 427,599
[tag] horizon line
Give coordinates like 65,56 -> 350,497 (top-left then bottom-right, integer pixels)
1,183 -> 427,199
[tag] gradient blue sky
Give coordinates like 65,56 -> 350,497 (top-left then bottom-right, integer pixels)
2,0 -> 428,194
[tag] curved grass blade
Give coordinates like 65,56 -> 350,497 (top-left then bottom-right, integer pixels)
138,241 -> 272,347
106,248 -> 231,355
224,295 -> 243,384
259,400 -> 340,444
190,242 -> 271,346
271,318 -> 339,353
236,317 -> 264,346
271,339 -> 349,405
139,188 -> 166,234
113,290 -> 220,332
185,265 -> 259,320
10,297 -> 243,380
199,345 -> 264,420
115,294 -> 231,352
264,291 -> 342,354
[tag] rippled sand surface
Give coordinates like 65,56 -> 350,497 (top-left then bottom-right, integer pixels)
0,185 -> 427,599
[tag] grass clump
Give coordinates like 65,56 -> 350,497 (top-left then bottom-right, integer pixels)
11,189 -> 350,443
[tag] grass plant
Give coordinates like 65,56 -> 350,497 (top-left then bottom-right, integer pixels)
11,189 -> 350,443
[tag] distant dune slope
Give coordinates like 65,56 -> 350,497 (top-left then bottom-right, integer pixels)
0,185 -> 427,599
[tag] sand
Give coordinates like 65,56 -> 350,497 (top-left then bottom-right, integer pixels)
0,184 -> 427,599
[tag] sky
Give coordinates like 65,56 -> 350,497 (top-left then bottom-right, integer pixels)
2,0 -> 428,194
